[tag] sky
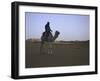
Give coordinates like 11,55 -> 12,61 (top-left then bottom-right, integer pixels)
25,12 -> 89,41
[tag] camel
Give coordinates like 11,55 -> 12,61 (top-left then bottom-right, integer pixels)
40,31 -> 60,54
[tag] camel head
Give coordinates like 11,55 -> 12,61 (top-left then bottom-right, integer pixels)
53,31 -> 60,41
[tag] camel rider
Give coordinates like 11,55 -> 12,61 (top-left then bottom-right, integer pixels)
45,22 -> 52,37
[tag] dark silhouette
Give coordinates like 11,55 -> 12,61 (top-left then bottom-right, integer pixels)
45,22 -> 52,32
40,22 -> 60,54
45,22 -> 52,38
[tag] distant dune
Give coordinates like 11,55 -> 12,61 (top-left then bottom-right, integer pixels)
26,38 -> 89,44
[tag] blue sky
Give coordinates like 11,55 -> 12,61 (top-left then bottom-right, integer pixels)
25,12 -> 89,41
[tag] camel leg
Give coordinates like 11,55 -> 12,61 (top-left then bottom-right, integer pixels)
40,42 -> 44,54
47,42 -> 53,54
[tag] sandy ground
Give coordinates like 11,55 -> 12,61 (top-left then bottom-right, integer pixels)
25,41 -> 89,68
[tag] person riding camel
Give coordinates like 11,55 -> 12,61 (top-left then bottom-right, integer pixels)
40,22 -> 60,54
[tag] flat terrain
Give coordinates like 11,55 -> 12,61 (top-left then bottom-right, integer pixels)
25,41 -> 89,68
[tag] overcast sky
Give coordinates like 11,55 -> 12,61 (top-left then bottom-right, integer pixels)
25,12 -> 89,41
